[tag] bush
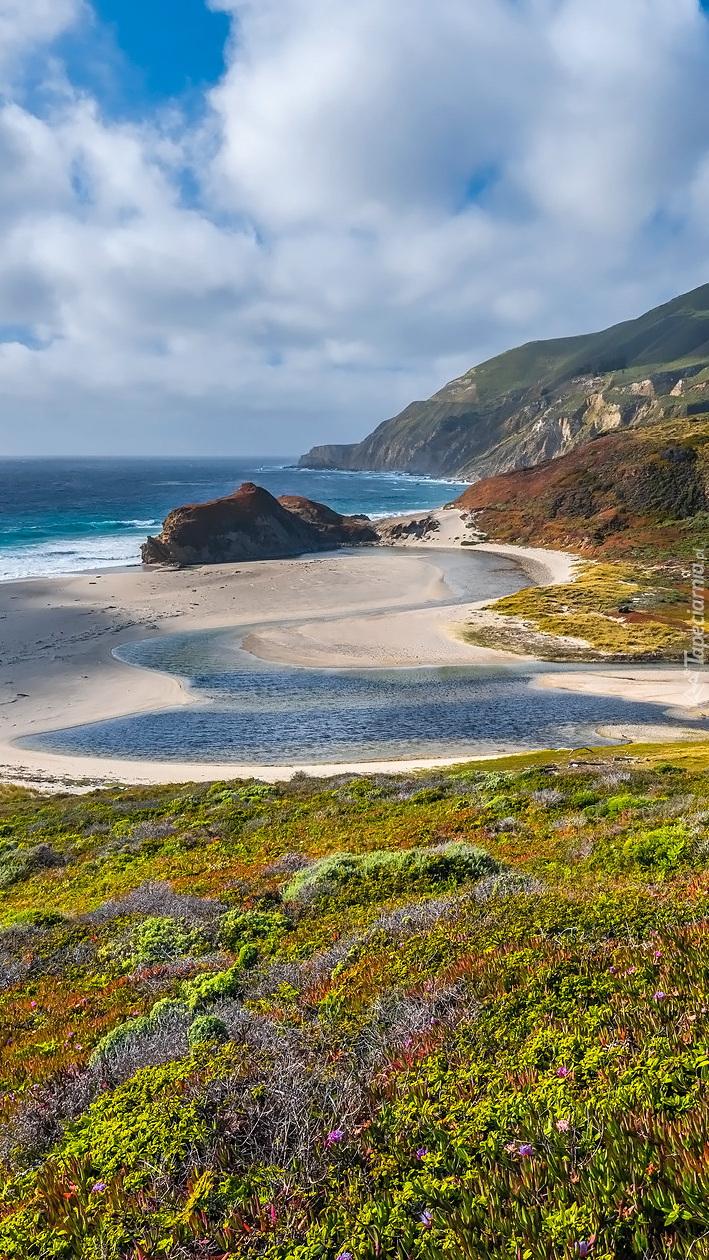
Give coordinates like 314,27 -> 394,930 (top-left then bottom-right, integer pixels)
592,824 -> 689,875
181,961 -> 250,1013
282,843 -> 499,906
218,909 -> 289,953
133,915 -> 208,964
187,1015 -> 228,1048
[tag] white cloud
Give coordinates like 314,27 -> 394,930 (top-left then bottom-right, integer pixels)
0,0 -> 708,454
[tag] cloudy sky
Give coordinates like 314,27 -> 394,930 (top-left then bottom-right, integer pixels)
1,0 -> 709,456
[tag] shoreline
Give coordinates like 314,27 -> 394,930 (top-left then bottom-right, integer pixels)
0,510 -> 703,790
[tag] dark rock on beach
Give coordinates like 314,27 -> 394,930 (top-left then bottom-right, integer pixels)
141,482 -> 378,565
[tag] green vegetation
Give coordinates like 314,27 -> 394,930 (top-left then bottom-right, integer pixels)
469,561 -> 692,659
6,748 -> 709,1254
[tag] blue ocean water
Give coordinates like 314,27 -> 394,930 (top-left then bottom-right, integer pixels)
0,458 -> 467,580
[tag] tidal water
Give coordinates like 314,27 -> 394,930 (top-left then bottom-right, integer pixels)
23,624 -> 708,766
0,457 -> 467,580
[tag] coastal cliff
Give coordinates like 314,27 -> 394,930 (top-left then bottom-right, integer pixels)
141,482 -> 378,565
299,281 -> 709,479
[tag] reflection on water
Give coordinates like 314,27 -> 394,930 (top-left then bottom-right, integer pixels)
21,627 -> 708,765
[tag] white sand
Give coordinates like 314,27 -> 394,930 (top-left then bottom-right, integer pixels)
533,669 -> 709,719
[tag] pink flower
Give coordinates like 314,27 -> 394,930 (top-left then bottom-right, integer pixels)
556,1118 -> 570,1132
557,1066 -> 570,1078
30,1002 -> 36,1009
628,967 -> 636,975
504,1143 -> 517,1153
654,991 -> 667,1002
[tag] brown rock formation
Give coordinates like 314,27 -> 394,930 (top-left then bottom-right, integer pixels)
141,482 -> 378,566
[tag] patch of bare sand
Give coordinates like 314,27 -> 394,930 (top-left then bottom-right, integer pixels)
533,669 -> 709,720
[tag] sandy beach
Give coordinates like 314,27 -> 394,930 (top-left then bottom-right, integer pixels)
0,508 -> 703,789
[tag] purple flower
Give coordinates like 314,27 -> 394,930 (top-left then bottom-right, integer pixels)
557,1066 -> 570,1078
654,991 -> 667,1002
416,1147 -> 429,1160
519,1144 -> 534,1158
628,966 -> 636,975
575,1242 -> 592,1257
325,1129 -> 344,1147
420,1209 -> 434,1228
90,1181 -> 106,1194
336,1253 -> 353,1260
609,966 -> 616,974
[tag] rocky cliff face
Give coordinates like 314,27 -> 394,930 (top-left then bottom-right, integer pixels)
141,482 -> 378,566
300,282 -> 709,480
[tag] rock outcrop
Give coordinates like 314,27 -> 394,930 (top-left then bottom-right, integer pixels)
299,282 -> 709,480
141,482 -> 378,566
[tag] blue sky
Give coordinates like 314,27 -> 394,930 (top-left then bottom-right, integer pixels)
58,0 -> 230,114
0,0 -> 708,455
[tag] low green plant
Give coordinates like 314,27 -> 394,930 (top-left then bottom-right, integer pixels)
187,1015 -> 229,1048
133,915 -> 208,964
218,908 -> 289,953
282,842 -> 498,905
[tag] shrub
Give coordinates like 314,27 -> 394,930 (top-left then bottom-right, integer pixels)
218,909 -> 289,953
187,1015 -> 228,1048
282,843 -> 499,905
133,915 -> 208,964
592,823 -> 689,875
181,959 -> 253,1013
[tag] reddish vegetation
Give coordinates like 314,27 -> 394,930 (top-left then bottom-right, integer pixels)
453,421 -> 709,556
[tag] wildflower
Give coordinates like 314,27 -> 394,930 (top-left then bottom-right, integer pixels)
609,966 -> 616,974
654,991 -> 667,1002
557,1066 -> 570,1078
519,1144 -> 534,1158
30,1001 -> 36,1009
91,1181 -> 106,1194
575,1240 -> 594,1256
504,1143 -> 517,1153
75,1045 -> 82,1052
556,1118 -> 570,1132
654,951 -> 661,961
336,1252 -> 354,1260
325,1129 -> 344,1147
628,966 -> 636,975
416,1147 -> 429,1160
420,1209 -> 434,1228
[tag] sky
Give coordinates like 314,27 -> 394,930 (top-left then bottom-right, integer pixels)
1,0 -> 709,457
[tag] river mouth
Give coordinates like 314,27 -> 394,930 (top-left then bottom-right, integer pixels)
19,628 -> 709,765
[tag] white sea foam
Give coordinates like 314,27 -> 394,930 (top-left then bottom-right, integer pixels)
0,533 -> 146,581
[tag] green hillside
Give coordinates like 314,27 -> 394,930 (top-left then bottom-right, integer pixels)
299,282 -> 709,479
5,748 -> 709,1256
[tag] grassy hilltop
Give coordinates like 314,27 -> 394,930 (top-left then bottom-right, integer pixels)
4,746 -> 709,1256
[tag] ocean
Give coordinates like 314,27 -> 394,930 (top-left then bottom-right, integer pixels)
0,458 -> 468,581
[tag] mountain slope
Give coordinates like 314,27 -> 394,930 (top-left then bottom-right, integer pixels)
300,282 -> 709,479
